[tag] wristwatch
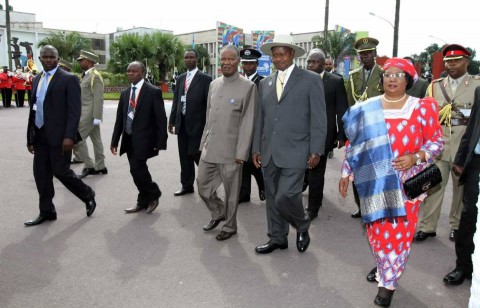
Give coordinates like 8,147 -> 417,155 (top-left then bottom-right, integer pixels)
415,153 -> 421,165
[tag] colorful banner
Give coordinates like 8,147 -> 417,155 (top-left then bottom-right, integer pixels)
216,21 -> 244,75
252,30 -> 275,77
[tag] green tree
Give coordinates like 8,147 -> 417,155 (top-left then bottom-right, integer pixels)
38,31 -> 91,65
147,32 -> 185,82
194,45 -> 210,73
108,34 -> 153,75
312,31 -> 356,67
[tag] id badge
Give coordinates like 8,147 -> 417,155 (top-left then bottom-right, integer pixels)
128,111 -> 134,119
32,104 -> 37,111
459,108 -> 471,117
181,95 -> 186,103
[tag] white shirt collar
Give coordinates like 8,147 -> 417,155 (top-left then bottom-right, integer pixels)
131,78 -> 145,90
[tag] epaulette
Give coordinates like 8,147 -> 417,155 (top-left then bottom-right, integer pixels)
432,77 -> 445,83
349,67 -> 362,75
472,75 -> 480,80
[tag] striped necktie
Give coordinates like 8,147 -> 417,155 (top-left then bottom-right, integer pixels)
183,72 -> 192,114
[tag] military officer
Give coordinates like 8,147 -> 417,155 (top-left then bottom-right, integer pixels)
58,59 -> 73,72
73,50 -> 108,178
238,48 -> 265,204
415,44 -> 480,243
345,37 -> 384,218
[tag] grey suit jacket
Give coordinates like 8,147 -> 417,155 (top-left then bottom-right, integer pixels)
253,66 -> 327,169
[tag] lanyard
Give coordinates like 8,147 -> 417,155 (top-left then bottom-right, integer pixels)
129,87 -> 141,109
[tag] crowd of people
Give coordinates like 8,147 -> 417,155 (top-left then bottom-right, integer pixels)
0,64 -> 36,109
16,36 -> 480,307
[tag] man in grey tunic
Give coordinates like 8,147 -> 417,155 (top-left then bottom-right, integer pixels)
197,45 -> 257,241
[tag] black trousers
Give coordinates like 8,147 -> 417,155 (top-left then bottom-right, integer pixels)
124,134 -> 161,207
1,88 -> 12,107
239,159 -> 265,199
33,128 -> 93,216
455,154 -> 480,273
306,155 -> 328,215
15,90 -> 26,107
177,122 -> 200,189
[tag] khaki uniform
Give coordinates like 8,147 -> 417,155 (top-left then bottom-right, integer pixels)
346,64 -> 384,106
419,74 -> 480,232
73,68 -> 106,170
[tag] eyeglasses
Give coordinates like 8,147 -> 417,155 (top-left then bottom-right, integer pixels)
383,73 -> 406,79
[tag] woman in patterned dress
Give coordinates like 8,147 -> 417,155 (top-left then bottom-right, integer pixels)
339,58 -> 444,307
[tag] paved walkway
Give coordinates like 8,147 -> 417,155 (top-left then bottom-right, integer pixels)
0,101 -> 470,307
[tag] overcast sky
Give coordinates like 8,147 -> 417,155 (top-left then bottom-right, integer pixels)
12,0 -> 479,58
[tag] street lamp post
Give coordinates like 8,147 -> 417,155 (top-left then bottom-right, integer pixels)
369,11 -> 398,57
429,35 -> 448,45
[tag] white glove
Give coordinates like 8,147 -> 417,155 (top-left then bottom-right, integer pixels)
93,119 -> 102,126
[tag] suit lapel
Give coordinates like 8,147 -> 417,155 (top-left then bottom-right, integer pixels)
279,67 -> 301,102
188,71 -> 200,90
45,69 -> 61,96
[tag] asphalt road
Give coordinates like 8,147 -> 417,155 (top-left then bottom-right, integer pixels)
0,101 -> 470,307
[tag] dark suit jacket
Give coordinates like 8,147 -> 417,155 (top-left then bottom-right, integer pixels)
250,73 -> 264,88
322,71 -> 348,153
253,66 -> 327,169
111,80 -> 168,160
27,68 -> 81,146
169,70 -> 212,138
454,86 -> 480,183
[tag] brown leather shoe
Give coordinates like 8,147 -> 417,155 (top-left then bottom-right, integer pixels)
124,205 -> 145,213
215,231 -> 237,241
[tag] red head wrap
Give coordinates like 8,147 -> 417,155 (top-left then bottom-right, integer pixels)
382,58 -> 416,78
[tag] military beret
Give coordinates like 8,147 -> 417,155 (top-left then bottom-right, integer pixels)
442,44 -> 471,61
354,37 -> 379,52
58,59 -> 73,71
240,48 -> 262,62
77,50 -> 99,63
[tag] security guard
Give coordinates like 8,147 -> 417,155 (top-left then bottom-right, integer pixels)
238,48 -> 265,203
346,37 -> 384,218
74,50 -> 107,178
415,44 -> 480,243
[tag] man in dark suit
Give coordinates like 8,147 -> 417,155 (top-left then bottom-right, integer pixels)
304,49 -> 348,220
253,37 -> 327,254
443,86 -> 480,285
25,45 -> 96,226
238,48 -> 265,204
111,61 -> 168,214
168,49 -> 212,197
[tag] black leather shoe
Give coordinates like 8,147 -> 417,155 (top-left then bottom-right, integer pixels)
367,267 -> 377,282
85,192 -> 96,217
449,229 -> 458,242
215,231 -> 237,241
374,295 -> 392,307
174,187 -> 194,196
124,205 -> 145,213
238,196 -> 250,204
296,231 -> 310,253
259,190 -> 266,201
255,241 -> 288,254
351,209 -> 361,218
71,158 -> 83,164
306,210 -> 318,221
24,214 -> 57,226
79,168 -> 96,179
95,167 -> 108,175
203,218 -> 224,231
146,198 -> 159,213
443,269 -> 472,285
414,231 -> 436,241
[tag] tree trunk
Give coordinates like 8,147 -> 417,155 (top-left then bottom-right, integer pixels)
393,0 -> 400,57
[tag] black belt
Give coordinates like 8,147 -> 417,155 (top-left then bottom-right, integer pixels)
450,118 -> 469,126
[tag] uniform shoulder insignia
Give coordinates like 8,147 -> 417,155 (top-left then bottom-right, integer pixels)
349,67 -> 362,75
432,77 -> 444,83
472,75 -> 480,80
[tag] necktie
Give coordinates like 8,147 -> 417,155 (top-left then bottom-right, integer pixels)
125,86 -> 136,135
276,71 -> 286,100
451,79 -> 458,95
35,72 -> 50,128
183,72 -> 192,115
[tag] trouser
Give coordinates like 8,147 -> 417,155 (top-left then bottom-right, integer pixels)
33,128 -> 93,215
15,90 -> 26,107
1,88 -> 12,107
455,155 -> 480,273
263,159 -> 309,244
74,123 -> 106,170
177,126 -> 200,189
124,135 -> 161,207
197,159 -> 242,233
306,155 -> 328,215
419,159 -> 464,233
239,159 -> 265,199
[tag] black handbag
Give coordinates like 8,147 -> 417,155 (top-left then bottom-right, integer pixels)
403,164 -> 442,199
